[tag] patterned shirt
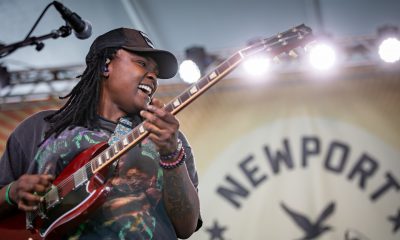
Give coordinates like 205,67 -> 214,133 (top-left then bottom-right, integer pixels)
0,110 -> 201,239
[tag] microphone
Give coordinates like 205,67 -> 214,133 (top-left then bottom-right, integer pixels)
53,1 -> 92,39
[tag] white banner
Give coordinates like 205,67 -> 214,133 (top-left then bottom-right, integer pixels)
191,117 -> 399,240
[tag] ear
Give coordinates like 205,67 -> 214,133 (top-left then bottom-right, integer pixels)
103,58 -> 111,77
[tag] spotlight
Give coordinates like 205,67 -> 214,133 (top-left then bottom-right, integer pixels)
377,25 -> 400,63
179,46 -> 216,83
243,55 -> 270,77
378,38 -> 400,63
178,60 -> 201,84
308,42 -> 336,71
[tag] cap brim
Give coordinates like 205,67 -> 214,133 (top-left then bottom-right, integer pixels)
122,47 -> 178,79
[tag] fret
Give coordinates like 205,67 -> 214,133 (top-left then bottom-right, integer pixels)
208,71 -> 218,80
91,156 -> 102,171
122,137 -> 129,146
172,98 -> 181,108
189,85 -> 198,95
105,150 -> 110,160
98,155 -> 105,165
113,143 -> 120,154
138,124 -> 145,134
90,160 -> 97,172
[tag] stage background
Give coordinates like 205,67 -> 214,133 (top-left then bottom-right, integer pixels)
0,65 -> 399,239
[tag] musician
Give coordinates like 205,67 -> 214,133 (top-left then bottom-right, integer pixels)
0,28 -> 201,239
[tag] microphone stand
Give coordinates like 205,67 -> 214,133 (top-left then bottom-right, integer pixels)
0,25 -> 72,58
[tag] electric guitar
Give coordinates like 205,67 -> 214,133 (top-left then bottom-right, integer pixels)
0,24 -> 313,239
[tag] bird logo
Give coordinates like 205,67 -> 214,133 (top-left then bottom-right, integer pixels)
281,201 -> 335,240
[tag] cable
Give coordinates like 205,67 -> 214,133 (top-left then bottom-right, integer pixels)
0,2 -> 56,58
25,2 -> 56,40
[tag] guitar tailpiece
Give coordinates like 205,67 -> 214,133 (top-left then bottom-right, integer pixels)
38,203 -> 48,219
25,214 -> 34,230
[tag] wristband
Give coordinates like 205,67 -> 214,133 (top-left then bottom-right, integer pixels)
159,139 -> 182,161
159,147 -> 186,169
5,182 -> 16,206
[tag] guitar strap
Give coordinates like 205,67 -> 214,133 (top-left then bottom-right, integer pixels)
106,116 -> 133,177
108,116 -> 133,145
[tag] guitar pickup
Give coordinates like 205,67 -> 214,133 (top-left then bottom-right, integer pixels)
44,184 -> 60,209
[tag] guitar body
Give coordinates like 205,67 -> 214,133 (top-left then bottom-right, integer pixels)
0,142 -> 112,240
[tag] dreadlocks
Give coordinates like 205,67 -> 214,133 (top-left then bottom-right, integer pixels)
43,47 -> 119,141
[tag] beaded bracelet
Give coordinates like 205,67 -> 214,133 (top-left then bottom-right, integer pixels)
159,147 -> 186,169
5,182 -> 16,206
159,139 -> 182,161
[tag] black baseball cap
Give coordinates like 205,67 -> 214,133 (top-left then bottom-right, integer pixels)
86,28 -> 178,79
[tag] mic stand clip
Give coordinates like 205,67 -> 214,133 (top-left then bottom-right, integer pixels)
0,25 -> 72,58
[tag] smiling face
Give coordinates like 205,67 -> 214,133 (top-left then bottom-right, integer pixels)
98,49 -> 159,121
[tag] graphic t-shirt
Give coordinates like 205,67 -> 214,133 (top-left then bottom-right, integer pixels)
0,111 -> 200,239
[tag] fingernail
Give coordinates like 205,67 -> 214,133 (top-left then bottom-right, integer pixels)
140,110 -> 145,116
147,105 -> 156,111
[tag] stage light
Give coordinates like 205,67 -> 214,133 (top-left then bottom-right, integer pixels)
179,46 -> 219,83
378,38 -> 400,63
376,25 -> 400,63
178,59 -> 201,83
243,55 -> 270,77
308,42 -> 336,71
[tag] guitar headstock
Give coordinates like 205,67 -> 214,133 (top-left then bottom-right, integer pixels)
240,24 -> 314,59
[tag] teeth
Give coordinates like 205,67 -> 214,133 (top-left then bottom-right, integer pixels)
138,84 -> 152,95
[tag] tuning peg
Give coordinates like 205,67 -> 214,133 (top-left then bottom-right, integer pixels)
297,33 -> 304,40
288,50 -> 299,58
273,56 -> 280,63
